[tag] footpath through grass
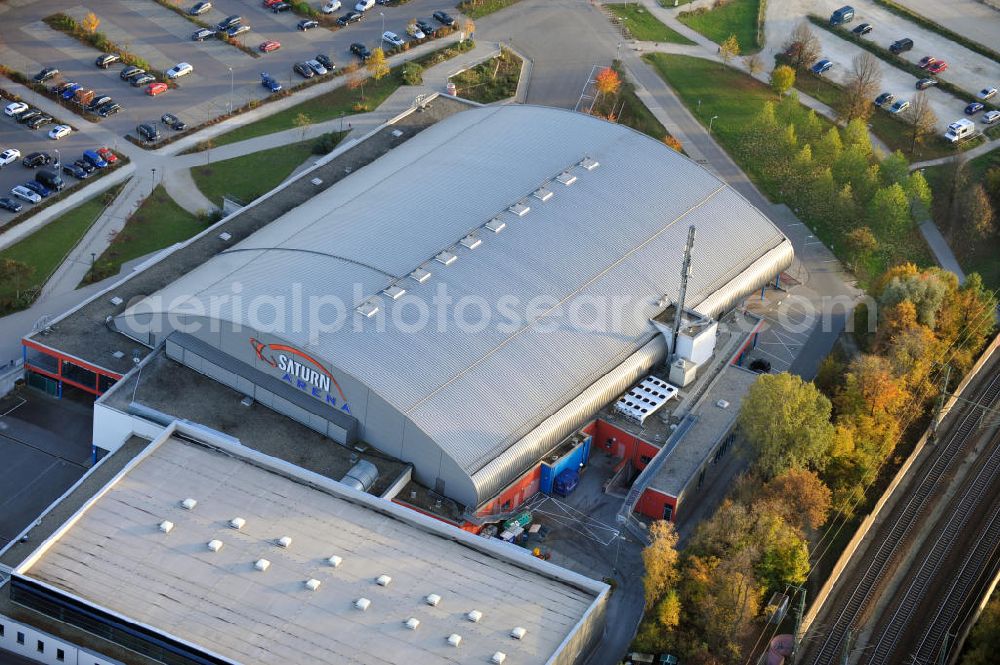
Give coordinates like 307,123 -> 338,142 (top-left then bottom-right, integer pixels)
0,189 -> 118,308
922,149 -> 1000,291
193,139 -> 321,208
678,0 -> 761,51
644,53 -> 932,281
85,186 -> 206,284
607,4 -> 695,44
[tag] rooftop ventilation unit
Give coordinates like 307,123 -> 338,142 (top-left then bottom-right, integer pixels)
305,578 -> 321,591
354,597 -> 371,611
207,539 -> 223,552
383,285 -> 406,300
112,351 -> 125,360
447,634 -> 462,647
579,157 -> 600,171
341,460 -> 379,492
218,232 -> 232,241
158,521 -> 174,534
425,593 -> 441,606
180,498 -> 197,510
508,202 -> 530,217
484,218 -> 506,234
277,536 -> 292,548
405,617 -> 420,630
327,555 -> 343,568
556,171 -> 577,186
492,653 -> 507,664
533,187 -> 553,202
510,627 -> 527,640
434,251 -> 457,266
254,559 -> 270,572
613,375 -> 678,425
717,399 -> 730,409
356,300 -> 380,318
376,574 -> 392,587
459,235 -> 481,250
310,177 -> 323,186
391,129 -> 404,137
109,296 -> 124,306
229,517 -> 246,530
466,610 -> 482,623
410,267 -> 432,283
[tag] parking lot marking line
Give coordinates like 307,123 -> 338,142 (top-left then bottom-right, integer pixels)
0,430 -> 89,469
0,396 -> 26,418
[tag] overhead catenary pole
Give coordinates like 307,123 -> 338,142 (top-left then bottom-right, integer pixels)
670,225 -> 696,358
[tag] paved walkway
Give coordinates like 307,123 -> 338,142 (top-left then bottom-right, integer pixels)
919,218 -> 966,282
911,136 -> 1000,169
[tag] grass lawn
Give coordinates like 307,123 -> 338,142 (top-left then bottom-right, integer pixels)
450,48 -> 521,103
922,148 -> 1000,291
607,4 -> 696,44
456,0 -> 522,19
193,139 -> 320,207
85,186 -> 205,284
592,63 -> 669,141
0,188 -> 119,306
678,0 -> 760,51
643,53 -> 932,279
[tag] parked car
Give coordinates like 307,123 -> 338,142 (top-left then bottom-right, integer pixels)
305,59 -> 327,76
293,62 -> 315,78
73,159 -> 96,174
4,102 -> 28,117
60,83 -> 82,99
416,19 -> 435,36
146,82 -> 169,96
0,196 -> 23,212
382,31 -> 404,48
297,19 -> 319,30
96,102 -> 122,117
889,99 -> 910,114
26,115 -> 52,130
337,10 -> 363,26
977,87 -> 998,101
0,149 -> 21,167
917,56 -> 937,69
132,74 -> 156,87
260,72 -> 282,92
406,23 -> 425,39
33,67 -> 59,83
927,60 -> 947,74
852,22 -> 872,36
874,92 -> 895,107
97,147 -> 118,164
350,43 -> 371,60
983,110 -> 1000,125
63,163 -> 89,180
23,181 -> 51,198
259,40 -> 281,52
161,113 -> 186,130
192,27 -> 216,41
227,24 -> 251,38
95,53 -> 120,68
217,15 -> 241,31
811,59 -> 833,74
190,1 -> 212,14
830,5 -> 854,25
35,168 -> 63,193
271,2 -> 292,12
83,149 -> 108,169
88,96 -> 113,112
316,54 -> 335,71
16,109 -> 41,124
432,10 -> 455,26
355,0 -> 375,10
136,123 -> 160,142
965,102 -> 985,115
120,65 -> 144,80
321,0 -> 342,12
167,63 -> 193,79
22,152 -> 52,168
916,77 -> 937,90
10,185 -> 40,204
48,124 -> 72,140
889,38 -> 913,54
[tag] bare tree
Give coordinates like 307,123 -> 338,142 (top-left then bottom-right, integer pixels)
839,52 -> 882,122
743,53 -> 764,78
783,21 -> 821,70
904,92 -> 938,154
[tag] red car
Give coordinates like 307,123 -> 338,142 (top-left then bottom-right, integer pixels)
917,56 -> 937,69
927,60 -> 948,74
146,82 -> 168,96
259,40 -> 281,53
97,147 -> 118,165
262,0 -> 283,6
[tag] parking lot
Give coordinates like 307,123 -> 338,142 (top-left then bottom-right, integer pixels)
0,0 -> 462,137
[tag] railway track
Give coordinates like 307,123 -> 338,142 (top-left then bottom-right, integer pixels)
800,368 -> 1000,665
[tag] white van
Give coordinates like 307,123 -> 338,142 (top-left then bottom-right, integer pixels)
355,0 -> 375,11
944,118 -> 975,143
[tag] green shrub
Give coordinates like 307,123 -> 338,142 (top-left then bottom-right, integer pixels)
401,62 -> 424,86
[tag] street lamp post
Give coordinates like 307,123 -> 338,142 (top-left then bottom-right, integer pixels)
150,168 -> 156,195
709,115 -> 719,133
228,67 -> 234,115
380,12 -> 385,38
53,149 -> 59,169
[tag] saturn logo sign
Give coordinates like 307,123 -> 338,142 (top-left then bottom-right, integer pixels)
250,338 -> 351,413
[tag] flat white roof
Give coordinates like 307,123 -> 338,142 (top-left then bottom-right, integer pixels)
19,432 -> 603,665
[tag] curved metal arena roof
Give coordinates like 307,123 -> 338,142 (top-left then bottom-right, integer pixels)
119,105 -> 792,506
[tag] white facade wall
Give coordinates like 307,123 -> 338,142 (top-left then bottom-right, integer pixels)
0,613 -> 120,665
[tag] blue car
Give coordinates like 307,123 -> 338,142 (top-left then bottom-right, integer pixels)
24,180 -> 52,198
83,149 -> 108,169
260,72 -> 282,92
965,102 -> 984,116
811,59 -> 834,74
60,83 -> 82,100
